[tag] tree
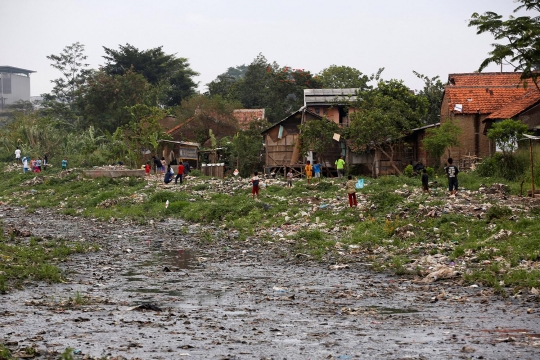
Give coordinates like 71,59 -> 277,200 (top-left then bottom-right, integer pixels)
318,65 -> 370,90
42,42 -> 91,125
113,104 -> 167,167
205,54 -> 323,122
102,43 -> 198,106
422,119 -> 461,169
298,117 -> 341,173
346,80 -> 428,174
469,0 -> 540,90
206,65 -> 248,99
487,118 -> 529,156
4,100 -> 35,115
78,69 -> 157,133
227,119 -> 269,176
413,71 -> 445,124
173,95 -> 241,145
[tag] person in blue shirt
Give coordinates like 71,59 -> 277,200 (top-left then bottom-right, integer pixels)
313,161 -> 322,182
61,157 -> 68,170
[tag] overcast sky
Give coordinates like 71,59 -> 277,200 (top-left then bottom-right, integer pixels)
2,0 -> 525,97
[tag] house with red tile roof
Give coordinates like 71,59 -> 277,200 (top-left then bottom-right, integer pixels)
233,109 -> 265,130
483,90 -> 540,135
440,72 -> 531,161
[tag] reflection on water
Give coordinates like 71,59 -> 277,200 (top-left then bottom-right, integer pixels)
161,249 -> 197,269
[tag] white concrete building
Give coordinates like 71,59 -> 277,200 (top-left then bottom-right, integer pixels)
0,66 -> 35,110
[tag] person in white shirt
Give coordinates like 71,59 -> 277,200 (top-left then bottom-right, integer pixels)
22,157 -> 29,173
15,147 -> 21,163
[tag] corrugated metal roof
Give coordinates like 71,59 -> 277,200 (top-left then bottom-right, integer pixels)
304,88 -> 358,96
159,139 -> 200,147
0,66 -> 35,74
304,88 -> 358,105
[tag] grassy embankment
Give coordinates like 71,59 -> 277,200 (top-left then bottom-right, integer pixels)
0,165 -> 539,295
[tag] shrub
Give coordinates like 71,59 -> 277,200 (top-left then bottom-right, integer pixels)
486,205 -> 512,221
403,164 -> 414,177
370,191 -> 403,211
426,167 -> 434,178
477,152 -> 528,181
316,182 -> 338,192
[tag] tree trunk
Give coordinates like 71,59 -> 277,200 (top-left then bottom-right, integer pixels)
378,145 -> 401,175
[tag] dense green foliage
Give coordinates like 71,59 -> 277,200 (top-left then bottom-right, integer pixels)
469,0 -> 540,90
206,54 -> 322,122
317,65 -> 370,90
413,71 -> 445,125
346,80 -> 429,174
298,116 -> 341,166
422,119 -> 461,169
487,119 -> 529,156
102,43 -> 198,106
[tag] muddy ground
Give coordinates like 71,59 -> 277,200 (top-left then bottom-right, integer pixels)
1,205 -> 539,360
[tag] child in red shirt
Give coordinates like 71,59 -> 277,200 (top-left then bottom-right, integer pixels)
145,161 -> 151,176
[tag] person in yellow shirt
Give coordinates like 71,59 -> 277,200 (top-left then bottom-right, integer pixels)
304,161 -> 313,184
335,156 -> 346,179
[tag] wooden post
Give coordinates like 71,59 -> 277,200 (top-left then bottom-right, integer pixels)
530,139 -> 535,198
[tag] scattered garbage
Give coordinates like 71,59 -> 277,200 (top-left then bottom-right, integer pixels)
130,303 -> 163,312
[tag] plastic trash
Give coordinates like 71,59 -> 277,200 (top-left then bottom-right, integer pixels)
272,286 -> 287,293
165,200 -> 169,208
355,178 -> 364,189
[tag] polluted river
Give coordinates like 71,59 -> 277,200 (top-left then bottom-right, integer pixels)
1,205 -> 539,360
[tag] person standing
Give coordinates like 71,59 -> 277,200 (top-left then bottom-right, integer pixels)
345,175 -> 358,207
22,157 -> 29,173
61,157 -> 68,170
313,161 -> 321,182
183,160 -> 191,177
421,169 -> 431,195
43,154 -> 48,170
251,171 -> 260,199
153,156 -> 162,176
160,157 -> 166,174
15,147 -> 21,163
287,168 -> 293,188
445,158 -> 459,195
335,156 -> 346,179
145,161 -> 151,176
175,161 -> 185,184
304,161 -> 313,185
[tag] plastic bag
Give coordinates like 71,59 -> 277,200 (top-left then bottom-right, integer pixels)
355,179 -> 364,189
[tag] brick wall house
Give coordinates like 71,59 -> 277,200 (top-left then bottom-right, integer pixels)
441,72 -> 529,161
483,90 -> 540,136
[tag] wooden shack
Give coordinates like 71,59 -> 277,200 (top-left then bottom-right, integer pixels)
159,140 -> 200,169
262,107 -> 341,177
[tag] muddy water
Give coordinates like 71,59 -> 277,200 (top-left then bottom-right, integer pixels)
1,206 -> 539,359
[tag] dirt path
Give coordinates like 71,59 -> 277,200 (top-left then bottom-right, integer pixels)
1,206 -> 539,359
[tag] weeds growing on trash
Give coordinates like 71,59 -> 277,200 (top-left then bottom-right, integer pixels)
1,164 -> 540,293
0,223 -> 96,292
0,343 -> 12,360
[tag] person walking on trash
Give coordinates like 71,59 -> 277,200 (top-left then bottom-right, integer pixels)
335,156 -> 345,179
445,157 -> 459,195
345,175 -> 358,207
